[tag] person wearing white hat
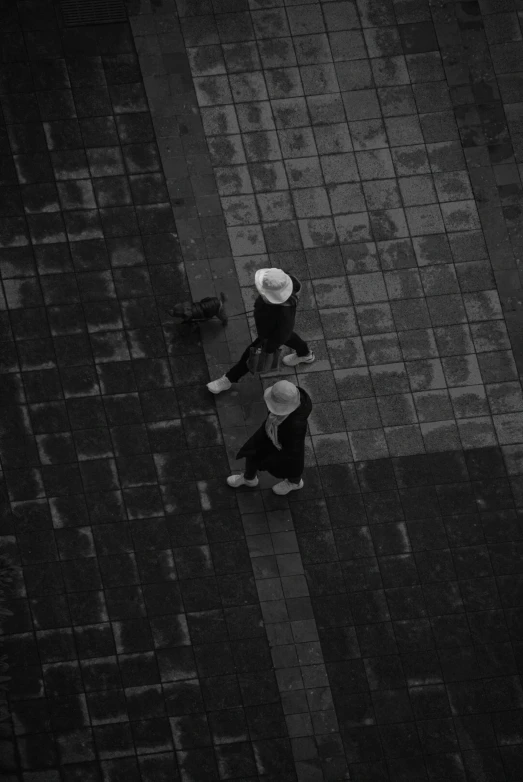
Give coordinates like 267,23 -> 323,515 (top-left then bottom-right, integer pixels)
207,268 -> 315,394
226,379 -> 312,495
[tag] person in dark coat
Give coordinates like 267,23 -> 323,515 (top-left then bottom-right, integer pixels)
207,268 -> 315,394
227,380 -> 312,496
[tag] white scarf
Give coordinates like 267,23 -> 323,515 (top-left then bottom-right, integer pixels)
265,412 -> 290,451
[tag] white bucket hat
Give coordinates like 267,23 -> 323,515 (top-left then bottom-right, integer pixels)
264,380 -> 300,415
255,268 -> 293,304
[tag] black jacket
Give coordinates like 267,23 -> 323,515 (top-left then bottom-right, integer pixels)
236,387 -> 312,479
254,275 -> 301,353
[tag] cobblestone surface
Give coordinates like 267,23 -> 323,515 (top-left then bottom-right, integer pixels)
1,0 -> 523,780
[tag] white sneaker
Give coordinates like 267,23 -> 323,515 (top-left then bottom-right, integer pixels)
282,351 -> 315,367
207,375 -> 232,394
272,479 -> 304,495
227,474 -> 259,488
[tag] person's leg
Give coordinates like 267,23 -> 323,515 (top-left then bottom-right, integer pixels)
282,333 -> 315,366
225,342 -> 254,383
244,456 -> 258,481
208,339 -> 259,393
285,332 -> 310,357
227,454 -> 259,488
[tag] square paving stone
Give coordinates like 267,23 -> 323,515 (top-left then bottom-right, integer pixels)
342,89 -> 382,120
420,421 -> 461,453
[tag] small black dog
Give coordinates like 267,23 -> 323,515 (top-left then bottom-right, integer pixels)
168,292 -> 228,328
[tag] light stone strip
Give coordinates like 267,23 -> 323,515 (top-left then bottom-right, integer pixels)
241,504 -> 345,781
127,3 -> 341,780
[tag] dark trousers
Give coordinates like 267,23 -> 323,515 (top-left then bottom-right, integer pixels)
244,456 -> 301,485
226,333 -> 309,384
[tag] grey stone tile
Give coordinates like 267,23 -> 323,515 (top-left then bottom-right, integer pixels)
412,234 -> 453,266
463,290 -> 503,323
384,269 -> 423,299
493,413 -> 523,445
377,237 -> 416,270
433,324 -> 474,357
370,362 -> 410,395
398,174 -> 436,206
405,204 -> 445,235
312,276 -> 351,307
363,332 -> 402,364
342,88 -> 382,120
335,59 -> 373,91
441,355 -> 482,388
286,157 -> 324,188
237,102 -> 275,133
426,294 -> 467,327
398,329 -> 438,361
333,366 -> 374,400
341,397 -> 381,429
457,416 -> 498,448
391,147 -> 430,182
329,29 -> 367,61
349,271 -> 387,304
326,336 -> 366,369
420,419 -> 461,452
299,216 -> 337,248
252,8 -> 291,40
356,149 -> 395,180
335,212 -> 372,244
378,85 -> 417,117
349,428 -> 390,460
420,265 -> 459,297
371,56 -> 410,87
258,37 -> 298,69
486,382 -> 523,414
294,34 -> 333,66
328,182 -> 366,214
363,179 -> 402,211
293,187 -> 331,219
223,41 -> 262,73
356,302 -> 395,335
406,358 -> 446,391
478,350 -> 519,383
312,432 -> 352,464
342,241 -> 379,274
413,390 -> 453,423
378,392 -> 417,426
391,299 -> 431,331
470,321 -> 511,353
449,385 -> 490,419
384,424 -> 425,456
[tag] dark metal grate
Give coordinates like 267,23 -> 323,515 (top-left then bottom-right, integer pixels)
61,0 -> 127,26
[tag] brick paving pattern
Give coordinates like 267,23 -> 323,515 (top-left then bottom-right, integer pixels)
1,0 -> 523,781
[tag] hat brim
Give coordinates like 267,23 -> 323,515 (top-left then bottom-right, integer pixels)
255,269 -> 293,304
264,385 -> 300,415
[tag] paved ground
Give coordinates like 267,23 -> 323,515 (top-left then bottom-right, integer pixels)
1,0 -> 523,780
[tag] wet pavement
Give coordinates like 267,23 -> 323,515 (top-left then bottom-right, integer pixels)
1,0 -> 523,780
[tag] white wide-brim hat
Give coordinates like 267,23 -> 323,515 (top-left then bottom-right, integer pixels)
264,380 -> 300,415
255,268 -> 293,304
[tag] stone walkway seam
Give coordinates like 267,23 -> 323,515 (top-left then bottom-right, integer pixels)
127,3 -> 340,781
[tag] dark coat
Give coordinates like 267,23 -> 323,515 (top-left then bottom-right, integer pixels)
254,275 -> 301,353
236,388 -> 312,479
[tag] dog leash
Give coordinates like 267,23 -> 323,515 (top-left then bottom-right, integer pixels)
163,304 -> 255,320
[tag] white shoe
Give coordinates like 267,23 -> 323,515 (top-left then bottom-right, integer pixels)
272,479 -> 304,495
207,375 -> 232,394
282,351 -> 315,367
227,473 -> 259,488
